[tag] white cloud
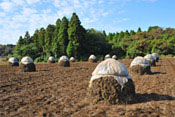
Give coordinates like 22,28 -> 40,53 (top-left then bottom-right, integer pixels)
98,0 -> 104,4
0,12 -> 6,17
113,18 -> 129,23
22,7 -> 37,16
102,12 -> 109,17
138,0 -> 157,2
26,0 -> 41,4
0,0 -> 132,44
83,17 -> 98,23
0,1 -> 14,12
118,10 -> 126,14
12,0 -> 25,6
54,0 -> 69,8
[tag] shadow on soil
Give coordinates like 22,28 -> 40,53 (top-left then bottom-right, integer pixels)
37,70 -> 50,72
151,72 -> 166,75
131,93 -> 175,104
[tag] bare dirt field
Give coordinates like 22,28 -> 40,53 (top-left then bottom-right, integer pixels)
0,58 -> 175,117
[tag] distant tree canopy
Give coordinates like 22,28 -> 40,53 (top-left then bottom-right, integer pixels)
0,44 -> 15,57
9,12 -> 175,62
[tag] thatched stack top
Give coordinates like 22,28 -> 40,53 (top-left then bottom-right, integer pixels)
90,58 -> 131,87
89,54 -> 96,60
130,56 -> 150,67
144,54 -> 154,62
59,56 -> 69,62
70,57 -> 75,62
112,55 -> 117,60
48,56 -> 55,61
21,57 -> 34,65
105,54 -> 111,59
8,57 -> 18,63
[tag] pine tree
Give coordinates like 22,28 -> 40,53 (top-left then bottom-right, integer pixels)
38,28 -> 46,56
137,27 -> 142,33
18,36 -> 24,45
124,30 -> 130,38
13,36 -> 24,59
54,18 -> 61,38
45,24 -> 55,55
67,12 -> 86,58
32,29 -> 39,45
66,41 -> 74,57
52,18 -> 61,57
103,30 -> 106,37
130,30 -> 136,36
23,31 -> 31,44
58,16 -> 69,55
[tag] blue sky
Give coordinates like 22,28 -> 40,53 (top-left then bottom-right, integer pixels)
0,0 -> 175,44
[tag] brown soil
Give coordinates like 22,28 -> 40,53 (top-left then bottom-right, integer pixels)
0,58 -> 175,116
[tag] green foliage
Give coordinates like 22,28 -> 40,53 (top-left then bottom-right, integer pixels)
148,26 -> 160,32
67,12 -> 86,59
45,24 -> 55,55
58,17 -> 69,55
137,27 -> 142,33
86,28 -> 112,56
66,41 -> 74,57
0,44 -> 15,57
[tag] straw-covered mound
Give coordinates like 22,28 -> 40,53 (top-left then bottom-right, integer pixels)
20,57 -> 36,72
112,55 -> 118,60
88,55 -> 97,62
8,57 -> 19,66
48,56 -> 55,63
105,54 -> 111,59
70,57 -> 75,62
130,56 -> 151,75
144,54 -> 156,66
152,53 -> 159,62
88,59 -> 135,104
58,56 -> 70,67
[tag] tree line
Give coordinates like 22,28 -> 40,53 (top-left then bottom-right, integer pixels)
10,12 -> 175,62
0,44 -> 15,57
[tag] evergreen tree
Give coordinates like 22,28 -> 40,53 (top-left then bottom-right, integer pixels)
38,28 -> 46,56
54,18 -> 61,38
102,30 -> 106,37
67,12 -> 86,58
66,41 -> 74,57
23,31 -> 31,44
148,26 -> 159,32
32,29 -> 39,45
130,30 -> 136,36
18,36 -> 24,45
137,27 -> 142,33
13,36 -> 24,59
45,24 -> 55,55
52,18 -> 61,57
124,30 -> 130,38
58,16 -> 69,55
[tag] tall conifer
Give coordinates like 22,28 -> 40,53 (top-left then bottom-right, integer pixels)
58,16 -> 69,55
67,13 -> 86,58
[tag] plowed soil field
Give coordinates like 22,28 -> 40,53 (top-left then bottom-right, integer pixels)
0,58 -> 175,117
